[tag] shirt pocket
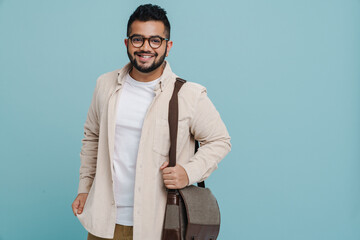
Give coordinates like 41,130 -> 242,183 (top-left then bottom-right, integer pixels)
153,118 -> 189,157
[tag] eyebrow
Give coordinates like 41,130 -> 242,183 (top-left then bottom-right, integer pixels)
130,34 -> 163,38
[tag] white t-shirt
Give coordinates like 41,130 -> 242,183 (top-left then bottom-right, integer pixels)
112,72 -> 160,226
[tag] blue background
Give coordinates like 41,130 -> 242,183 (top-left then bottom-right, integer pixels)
0,0 -> 359,239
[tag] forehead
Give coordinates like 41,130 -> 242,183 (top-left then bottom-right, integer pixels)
129,20 -> 166,37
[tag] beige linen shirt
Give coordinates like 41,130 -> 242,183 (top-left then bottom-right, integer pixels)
76,61 -> 231,239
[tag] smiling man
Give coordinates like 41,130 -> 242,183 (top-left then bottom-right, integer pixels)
71,4 -> 231,240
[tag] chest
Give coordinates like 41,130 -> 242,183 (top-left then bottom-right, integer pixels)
115,83 -> 156,130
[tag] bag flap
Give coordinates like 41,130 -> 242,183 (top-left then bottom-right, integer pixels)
178,185 -> 220,225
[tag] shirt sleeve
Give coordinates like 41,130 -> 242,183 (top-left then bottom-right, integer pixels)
77,77 -> 101,194
181,88 -> 231,186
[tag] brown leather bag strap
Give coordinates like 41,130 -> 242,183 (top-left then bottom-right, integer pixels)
168,78 -> 186,167
168,77 -> 205,188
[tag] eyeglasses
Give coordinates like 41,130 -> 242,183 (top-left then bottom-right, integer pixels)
128,35 -> 169,49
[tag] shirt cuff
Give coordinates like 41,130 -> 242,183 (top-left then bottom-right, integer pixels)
180,161 -> 203,186
77,178 -> 94,194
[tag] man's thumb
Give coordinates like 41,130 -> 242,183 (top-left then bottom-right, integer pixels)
160,161 -> 169,170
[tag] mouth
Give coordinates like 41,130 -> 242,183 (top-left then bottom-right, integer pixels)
135,53 -> 155,62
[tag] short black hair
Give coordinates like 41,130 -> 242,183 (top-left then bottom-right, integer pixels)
127,4 -> 171,39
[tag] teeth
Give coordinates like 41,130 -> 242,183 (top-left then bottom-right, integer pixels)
141,55 -> 152,58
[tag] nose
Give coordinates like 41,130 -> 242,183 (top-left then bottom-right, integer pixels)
140,39 -> 152,52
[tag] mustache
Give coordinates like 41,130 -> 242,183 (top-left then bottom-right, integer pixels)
134,51 -> 158,57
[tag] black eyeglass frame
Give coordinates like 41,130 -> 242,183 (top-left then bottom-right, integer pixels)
128,35 -> 169,49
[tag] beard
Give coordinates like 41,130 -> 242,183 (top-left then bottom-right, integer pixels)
127,45 -> 167,73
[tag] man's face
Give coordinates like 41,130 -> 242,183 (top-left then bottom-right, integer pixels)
125,20 -> 173,73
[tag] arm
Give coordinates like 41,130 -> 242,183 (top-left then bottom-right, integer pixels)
77,77 -> 101,194
181,88 -> 231,185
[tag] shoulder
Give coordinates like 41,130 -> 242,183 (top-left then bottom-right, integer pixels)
180,80 -> 207,96
96,69 -> 120,87
176,79 -> 209,116
177,80 -> 208,106
91,68 -> 122,95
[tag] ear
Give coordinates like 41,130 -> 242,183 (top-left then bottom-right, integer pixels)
166,40 -> 173,57
124,38 -> 128,47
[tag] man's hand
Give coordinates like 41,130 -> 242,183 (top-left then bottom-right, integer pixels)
72,193 -> 88,216
160,161 -> 189,189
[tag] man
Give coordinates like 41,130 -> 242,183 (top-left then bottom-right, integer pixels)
71,4 -> 231,240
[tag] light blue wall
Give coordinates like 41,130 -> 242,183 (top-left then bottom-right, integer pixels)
0,0 -> 359,239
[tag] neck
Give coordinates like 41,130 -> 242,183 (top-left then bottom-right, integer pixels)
129,63 -> 165,82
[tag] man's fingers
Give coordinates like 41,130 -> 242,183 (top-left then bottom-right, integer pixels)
72,199 -> 79,216
77,198 -> 86,214
165,184 -> 177,189
164,179 -> 176,185
162,173 -> 174,180
79,198 -> 86,208
77,207 -> 83,214
162,167 -> 175,174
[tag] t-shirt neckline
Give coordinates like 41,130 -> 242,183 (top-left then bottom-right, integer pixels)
126,73 -> 160,87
